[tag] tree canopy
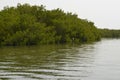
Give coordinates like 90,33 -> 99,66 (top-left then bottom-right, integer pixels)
99,29 -> 120,38
0,3 -> 109,46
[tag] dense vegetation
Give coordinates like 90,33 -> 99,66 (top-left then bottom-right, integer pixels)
0,3 -> 101,46
99,29 -> 120,38
0,3 -> 116,46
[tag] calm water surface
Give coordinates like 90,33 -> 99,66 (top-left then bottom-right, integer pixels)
0,39 -> 120,80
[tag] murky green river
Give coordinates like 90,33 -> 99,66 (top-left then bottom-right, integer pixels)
0,39 -> 120,80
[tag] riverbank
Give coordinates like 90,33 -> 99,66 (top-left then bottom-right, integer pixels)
0,4 -> 120,46
0,3 -> 100,46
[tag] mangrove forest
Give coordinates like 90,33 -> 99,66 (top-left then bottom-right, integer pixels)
0,3 -> 120,46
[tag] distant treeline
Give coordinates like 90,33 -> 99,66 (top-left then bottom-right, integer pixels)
99,29 -> 120,38
0,4 -> 119,46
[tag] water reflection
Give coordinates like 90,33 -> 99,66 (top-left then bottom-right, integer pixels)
0,44 -> 96,80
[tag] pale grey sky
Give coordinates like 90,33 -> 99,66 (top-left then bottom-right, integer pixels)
0,0 -> 120,29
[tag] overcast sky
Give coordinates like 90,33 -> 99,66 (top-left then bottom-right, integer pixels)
0,0 -> 120,29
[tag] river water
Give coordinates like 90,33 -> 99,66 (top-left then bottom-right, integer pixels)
0,39 -> 120,80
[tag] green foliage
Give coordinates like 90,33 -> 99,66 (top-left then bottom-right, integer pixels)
0,3 -> 101,46
99,29 -> 120,38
